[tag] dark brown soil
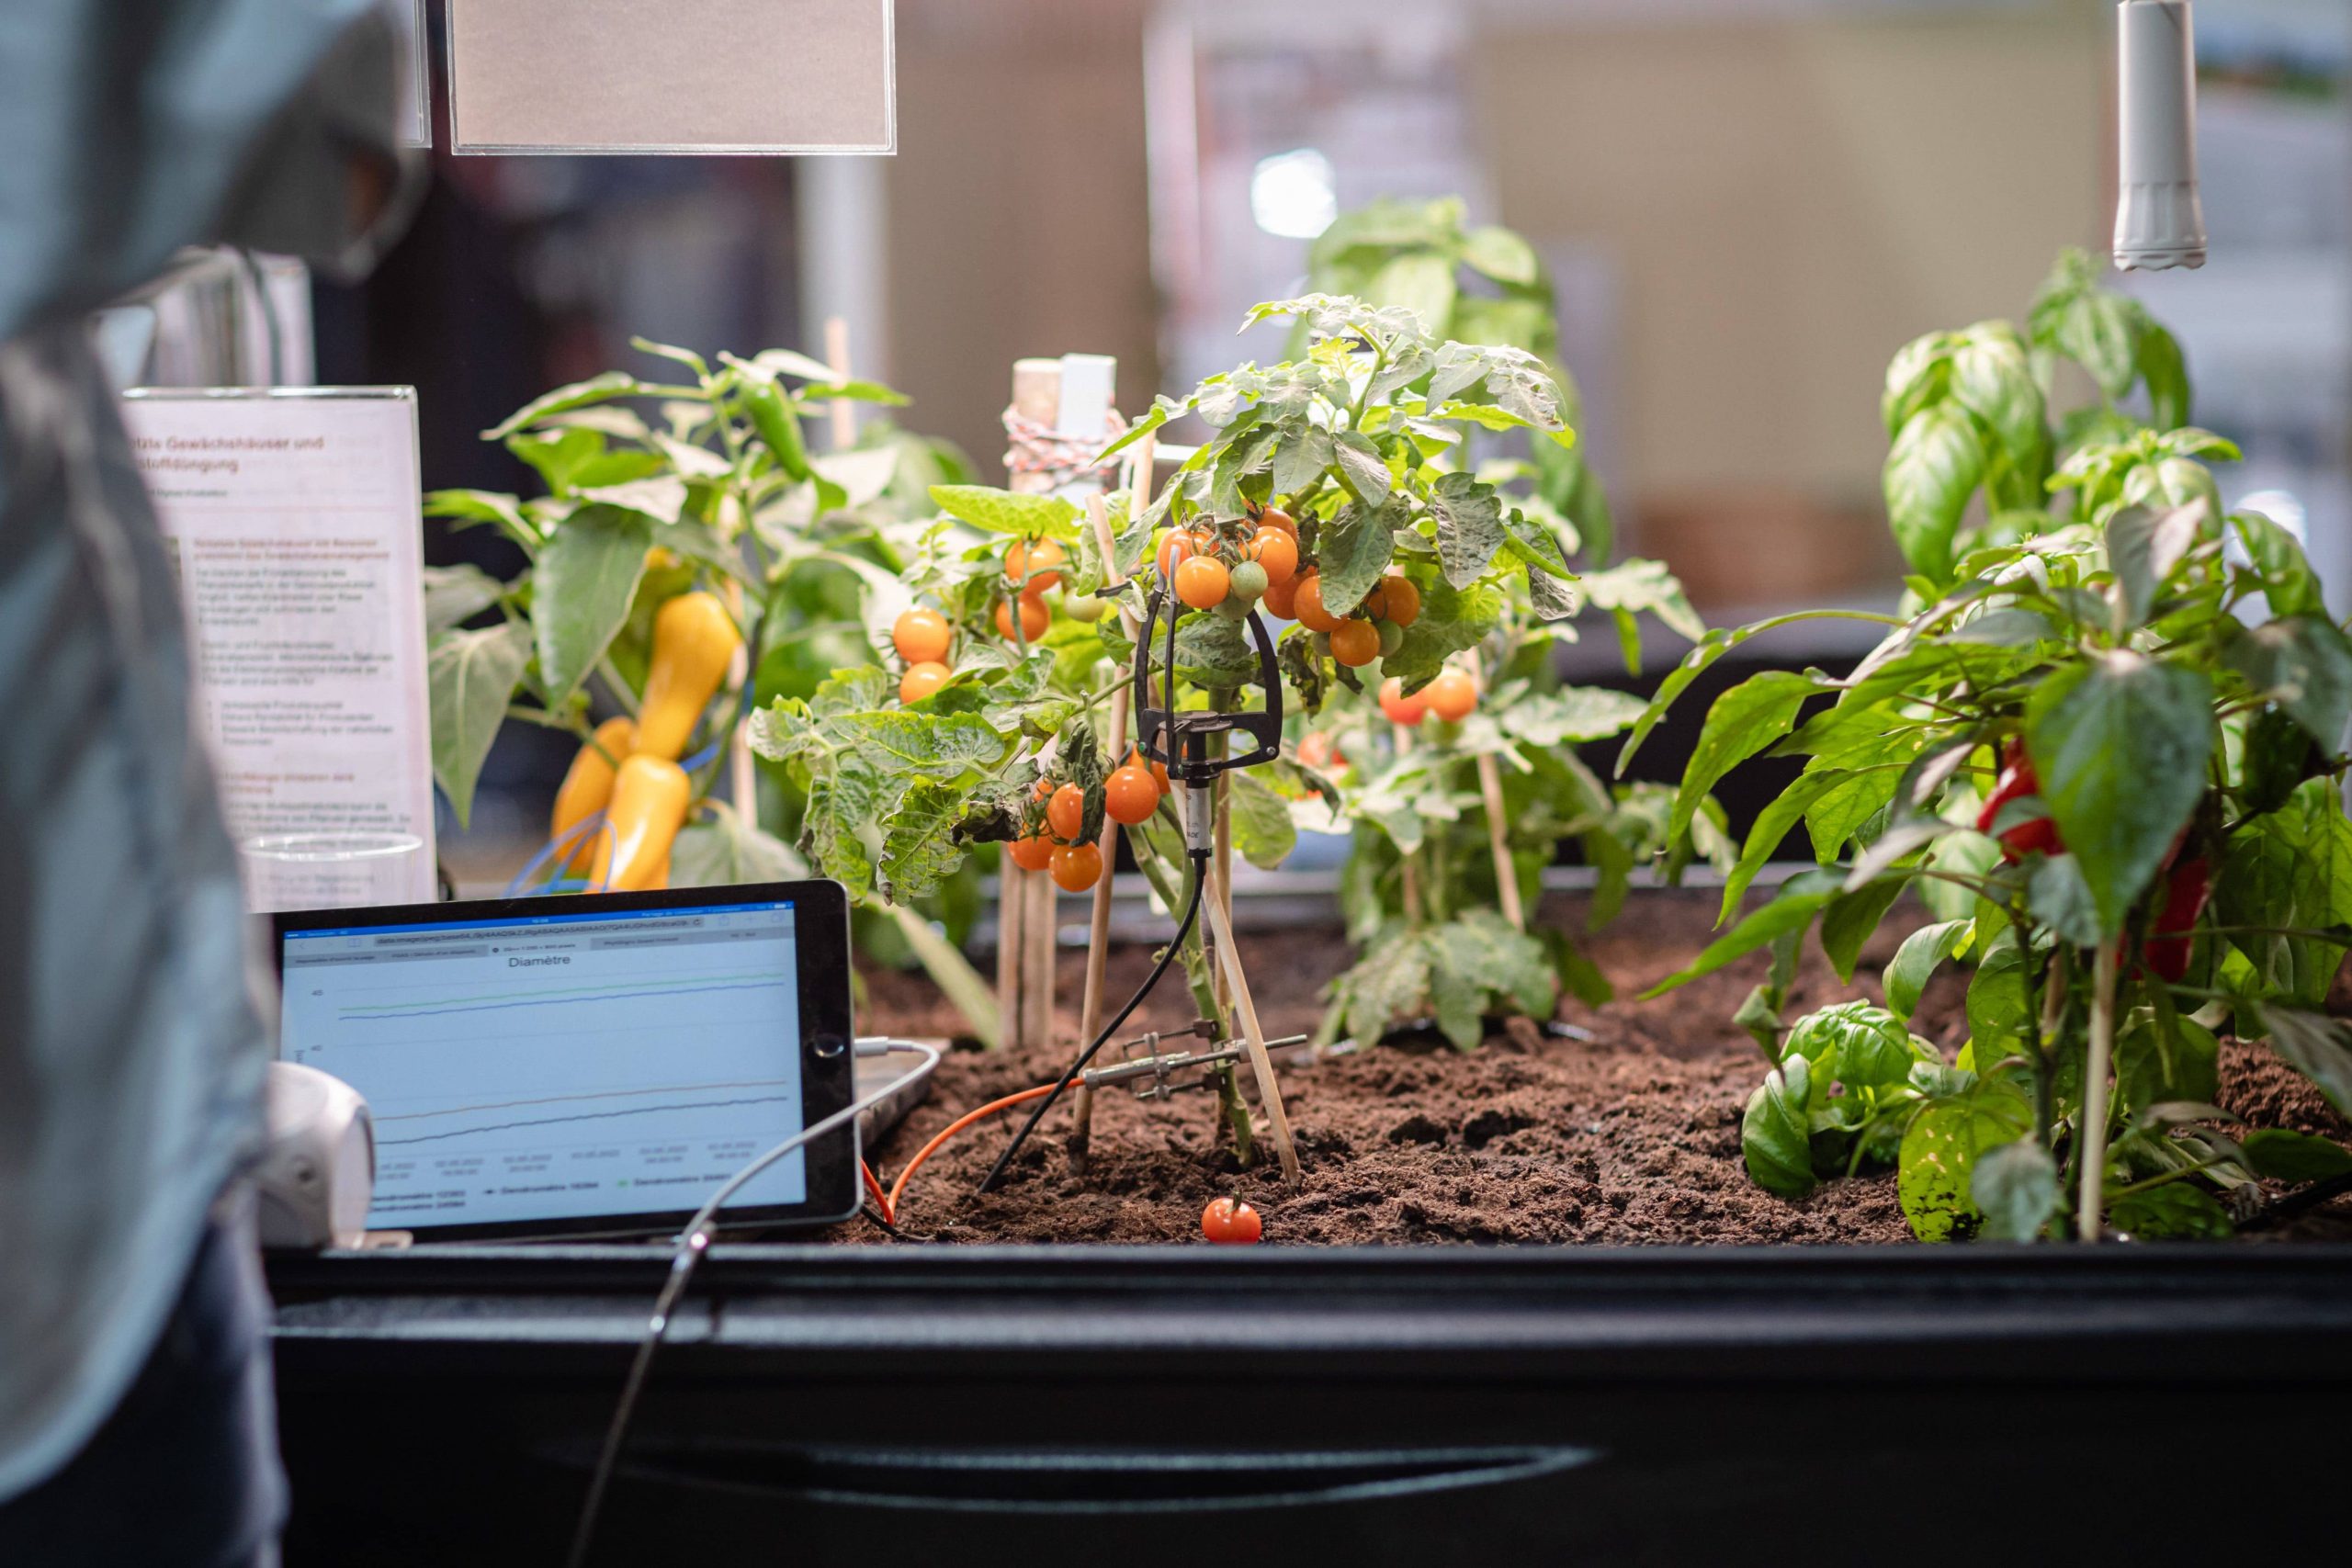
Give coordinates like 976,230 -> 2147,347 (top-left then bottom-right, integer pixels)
845,889 -> 2352,1247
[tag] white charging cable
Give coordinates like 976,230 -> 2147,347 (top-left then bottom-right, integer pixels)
564,1037 -> 941,1568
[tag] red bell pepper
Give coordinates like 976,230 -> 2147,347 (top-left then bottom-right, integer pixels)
1975,738 -> 2063,862
2141,854 -> 2211,983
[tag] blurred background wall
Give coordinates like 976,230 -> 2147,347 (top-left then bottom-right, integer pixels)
309,0 -> 2351,863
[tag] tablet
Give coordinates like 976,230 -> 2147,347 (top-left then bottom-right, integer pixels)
271,881 -> 858,1241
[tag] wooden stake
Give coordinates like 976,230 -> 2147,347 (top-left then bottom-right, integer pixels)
1069,490 -> 1136,1168
1477,751 -> 1523,931
1200,880 -> 1303,1186
1394,722 -> 1424,925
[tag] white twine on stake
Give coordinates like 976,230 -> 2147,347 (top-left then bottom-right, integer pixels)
1003,406 -> 1127,490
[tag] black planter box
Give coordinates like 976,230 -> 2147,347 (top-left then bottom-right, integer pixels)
268,1244 -> 2352,1564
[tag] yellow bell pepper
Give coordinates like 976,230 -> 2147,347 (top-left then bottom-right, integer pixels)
589,755 -> 692,891
551,716 -> 637,875
634,592 -> 741,761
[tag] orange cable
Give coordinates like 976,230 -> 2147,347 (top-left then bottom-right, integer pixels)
859,1158 -> 895,1226
886,1083 -> 1059,1216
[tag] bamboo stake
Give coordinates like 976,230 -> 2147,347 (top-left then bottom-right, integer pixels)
1200,879 -> 1304,1186
1069,491 -> 1136,1168
1394,722 -> 1424,924
1477,750 -> 1522,931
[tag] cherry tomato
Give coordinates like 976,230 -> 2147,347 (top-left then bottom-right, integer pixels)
1329,618 -> 1380,668
1008,833 -> 1055,872
1201,1195 -> 1262,1246
1046,782 -> 1087,843
1363,573 -> 1420,629
1291,571 -> 1346,634
1378,676 -> 1429,728
1375,619 -> 1405,658
1260,574 -> 1300,621
1049,840 -> 1102,892
1156,529 -> 1209,579
892,607 -> 952,664
1227,560 -> 1269,604
1254,506 -> 1298,540
899,660 -> 952,705
1105,765 -> 1160,826
1128,749 -> 1172,795
1297,731 -> 1344,771
1006,536 -> 1065,592
1424,668 -> 1477,722
995,591 -> 1049,642
1175,556 -> 1230,610
1246,526 -> 1299,586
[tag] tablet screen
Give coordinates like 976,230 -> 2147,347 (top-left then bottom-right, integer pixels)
279,898 -> 807,1233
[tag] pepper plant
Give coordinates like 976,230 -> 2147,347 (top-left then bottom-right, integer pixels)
1638,254 -> 2352,1241
418,338 -> 1000,1036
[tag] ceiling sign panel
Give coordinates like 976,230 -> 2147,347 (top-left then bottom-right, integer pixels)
446,0 -> 894,154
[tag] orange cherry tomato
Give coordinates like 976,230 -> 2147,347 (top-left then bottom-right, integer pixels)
1292,571 -> 1345,634
1202,1195 -> 1262,1245
1034,776 -> 1055,801
1156,529 -> 1207,579
1363,573 -> 1420,629
1008,833 -> 1055,872
1246,526 -> 1299,587
1260,574 -> 1300,621
1255,507 -> 1298,540
1105,765 -> 1160,826
1174,556 -> 1230,610
1049,840 -> 1102,892
1378,676 -> 1429,728
1296,731 -> 1345,771
1127,749 -> 1171,796
1006,536 -> 1065,592
899,660 -> 952,705
1046,782 -> 1087,843
1329,618 -> 1380,668
892,606 -> 952,664
1424,668 -> 1477,722
995,591 -> 1049,642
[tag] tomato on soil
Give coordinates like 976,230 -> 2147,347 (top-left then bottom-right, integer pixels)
995,592 -> 1049,642
1049,841 -> 1102,892
1005,536 -> 1065,592
1105,766 -> 1159,826
1423,668 -> 1476,722
1201,1196 -> 1261,1245
899,660 -> 952,705
1046,783 -> 1086,843
892,607 -> 952,664
1329,618 -> 1380,668
1175,556 -> 1230,610
1292,572 -> 1345,634
1378,676 -> 1429,727
1008,833 -> 1055,872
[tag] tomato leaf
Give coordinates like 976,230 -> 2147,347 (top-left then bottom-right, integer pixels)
1315,500 -> 1401,615
1426,470 -> 1508,588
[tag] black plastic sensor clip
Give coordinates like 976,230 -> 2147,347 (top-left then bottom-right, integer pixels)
1129,587 -> 1284,787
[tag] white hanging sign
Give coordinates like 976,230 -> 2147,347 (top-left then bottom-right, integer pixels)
445,0 -> 895,154
119,387 -> 438,901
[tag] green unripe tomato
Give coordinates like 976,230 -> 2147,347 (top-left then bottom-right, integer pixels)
1227,560 -> 1269,602
1375,618 -> 1404,657
1061,592 -> 1107,623
1213,594 -> 1254,621
1311,630 -> 1331,660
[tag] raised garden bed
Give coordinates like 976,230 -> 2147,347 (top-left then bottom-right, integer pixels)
851,889 -> 2352,1247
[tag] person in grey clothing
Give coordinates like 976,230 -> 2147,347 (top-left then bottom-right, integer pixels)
0,3 -> 413,1562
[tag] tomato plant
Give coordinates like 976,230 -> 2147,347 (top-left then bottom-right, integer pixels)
1638,253 -> 2352,1242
